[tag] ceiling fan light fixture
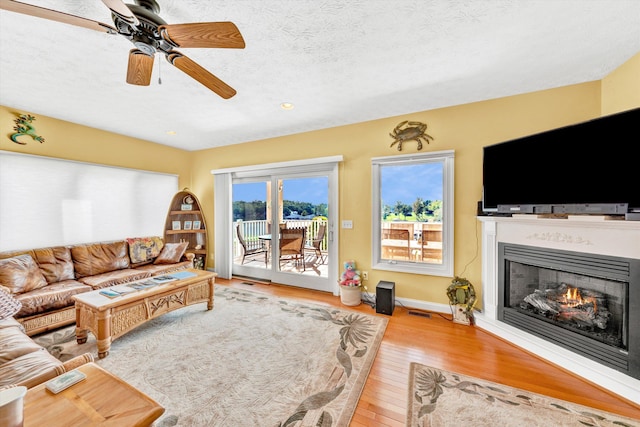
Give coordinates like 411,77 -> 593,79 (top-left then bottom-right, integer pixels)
132,36 -> 156,55
280,102 -> 295,110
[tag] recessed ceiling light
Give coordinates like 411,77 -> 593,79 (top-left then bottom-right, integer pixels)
280,102 -> 294,110
166,130 -> 177,135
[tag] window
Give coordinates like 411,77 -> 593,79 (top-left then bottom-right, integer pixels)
371,150 -> 454,277
0,152 -> 178,251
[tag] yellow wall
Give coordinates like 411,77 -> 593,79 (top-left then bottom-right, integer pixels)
1,53 -> 637,307
191,82 -> 603,305
0,106 -> 192,187
601,52 -> 640,115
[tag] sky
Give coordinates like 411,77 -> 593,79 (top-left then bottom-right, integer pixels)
233,177 -> 328,205
381,163 -> 442,205
233,163 -> 442,206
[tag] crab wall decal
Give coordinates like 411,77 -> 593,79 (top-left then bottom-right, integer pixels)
389,120 -> 433,151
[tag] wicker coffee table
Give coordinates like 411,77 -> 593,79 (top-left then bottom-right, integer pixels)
73,269 -> 216,358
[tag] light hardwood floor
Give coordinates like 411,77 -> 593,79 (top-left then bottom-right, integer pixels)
217,277 -> 640,426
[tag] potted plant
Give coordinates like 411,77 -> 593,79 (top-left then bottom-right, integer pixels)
339,260 -> 362,306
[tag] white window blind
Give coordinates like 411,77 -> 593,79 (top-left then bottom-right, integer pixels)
0,152 -> 178,251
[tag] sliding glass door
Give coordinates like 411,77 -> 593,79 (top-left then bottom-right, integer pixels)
219,158 -> 339,293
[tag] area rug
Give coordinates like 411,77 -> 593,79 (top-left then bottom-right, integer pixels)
33,286 -> 388,426
406,362 -> 640,427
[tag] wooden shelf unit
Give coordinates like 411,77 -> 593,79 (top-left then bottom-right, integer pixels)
164,189 -> 208,270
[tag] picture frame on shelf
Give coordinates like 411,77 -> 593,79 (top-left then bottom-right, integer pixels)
193,220 -> 201,230
183,220 -> 193,230
180,204 -> 193,211
193,256 -> 205,270
172,221 -> 181,230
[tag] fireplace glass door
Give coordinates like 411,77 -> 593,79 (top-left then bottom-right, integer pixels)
505,260 -> 627,351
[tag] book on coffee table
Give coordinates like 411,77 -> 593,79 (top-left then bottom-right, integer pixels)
99,289 -> 121,298
128,280 -> 158,290
110,285 -> 136,295
168,271 -> 197,280
45,369 -> 86,394
151,275 -> 177,283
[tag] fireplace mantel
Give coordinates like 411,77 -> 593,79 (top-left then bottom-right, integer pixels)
475,215 -> 640,405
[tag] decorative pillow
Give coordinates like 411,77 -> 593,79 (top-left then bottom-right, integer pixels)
0,254 -> 48,294
153,242 -> 189,265
126,236 -> 164,264
0,289 -> 22,320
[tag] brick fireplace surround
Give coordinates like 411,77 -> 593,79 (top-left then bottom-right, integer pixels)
475,216 -> 640,405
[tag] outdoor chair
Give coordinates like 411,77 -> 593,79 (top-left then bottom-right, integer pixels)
381,228 -> 412,260
420,223 -> 443,261
237,224 -> 268,265
279,227 -> 306,271
304,224 -> 327,264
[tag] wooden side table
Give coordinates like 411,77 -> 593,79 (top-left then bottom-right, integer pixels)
23,363 -> 164,427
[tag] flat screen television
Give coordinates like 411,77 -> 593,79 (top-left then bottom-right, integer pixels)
482,107 -> 640,215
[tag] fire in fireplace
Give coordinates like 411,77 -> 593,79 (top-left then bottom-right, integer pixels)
498,243 -> 639,380
518,276 -> 623,349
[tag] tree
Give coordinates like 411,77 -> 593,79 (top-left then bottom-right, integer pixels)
233,200 -> 266,221
429,200 -> 442,221
392,201 -> 412,219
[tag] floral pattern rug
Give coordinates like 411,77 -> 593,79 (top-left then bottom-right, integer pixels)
406,362 -> 640,427
33,286 -> 387,427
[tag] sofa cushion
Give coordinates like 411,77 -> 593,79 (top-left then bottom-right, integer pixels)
0,316 -> 23,331
126,236 -> 164,264
0,254 -> 48,294
154,242 -> 189,265
71,241 -> 130,278
0,318 -> 44,364
0,290 -> 22,320
0,349 -> 61,389
14,280 -> 92,318
31,246 -> 75,284
78,269 -> 151,290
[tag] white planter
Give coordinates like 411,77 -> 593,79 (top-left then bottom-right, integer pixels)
0,386 -> 26,427
340,285 -> 362,306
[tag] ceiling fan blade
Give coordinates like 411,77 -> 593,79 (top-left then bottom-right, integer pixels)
101,0 -> 139,26
0,0 -> 116,33
159,22 -> 245,49
126,49 -> 154,86
167,52 -> 236,99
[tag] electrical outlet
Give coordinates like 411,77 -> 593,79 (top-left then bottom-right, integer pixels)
362,271 -> 368,280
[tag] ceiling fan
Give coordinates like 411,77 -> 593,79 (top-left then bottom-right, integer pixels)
0,0 -> 246,98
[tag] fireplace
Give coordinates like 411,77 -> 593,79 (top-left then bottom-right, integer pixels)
475,216 -> 640,404
498,243 -> 639,379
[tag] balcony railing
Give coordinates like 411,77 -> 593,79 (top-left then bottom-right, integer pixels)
233,220 -> 327,259
233,219 -> 441,262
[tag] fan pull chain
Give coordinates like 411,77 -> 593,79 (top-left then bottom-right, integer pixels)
157,54 -> 162,85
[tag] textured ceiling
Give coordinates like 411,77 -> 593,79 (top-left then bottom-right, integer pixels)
1,1 -> 639,151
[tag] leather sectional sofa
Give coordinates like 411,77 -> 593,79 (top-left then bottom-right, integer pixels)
0,237 -> 194,336
0,314 -> 94,389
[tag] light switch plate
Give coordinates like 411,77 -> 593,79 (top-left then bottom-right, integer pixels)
342,220 -> 353,229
